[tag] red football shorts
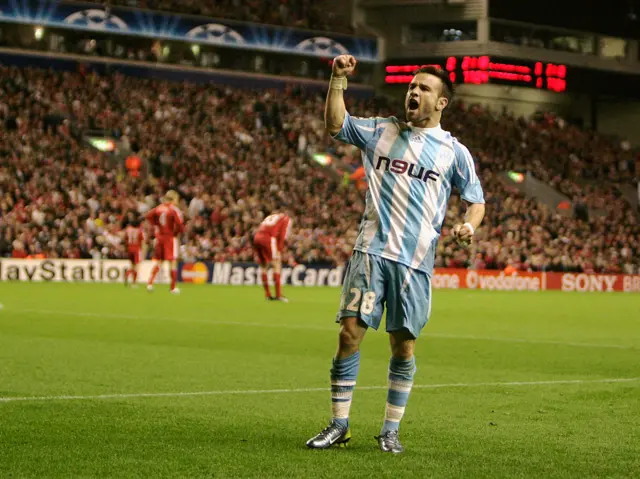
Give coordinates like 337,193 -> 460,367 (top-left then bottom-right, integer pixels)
253,234 -> 280,264
153,237 -> 178,261
128,248 -> 142,265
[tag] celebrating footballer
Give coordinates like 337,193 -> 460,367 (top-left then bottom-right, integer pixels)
306,55 -> 486,453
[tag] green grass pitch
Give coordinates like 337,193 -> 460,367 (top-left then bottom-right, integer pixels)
1,283 -> 639,478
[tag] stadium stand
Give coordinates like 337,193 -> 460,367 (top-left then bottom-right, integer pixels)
0,65 -> 637,273
78,0 -> 355,34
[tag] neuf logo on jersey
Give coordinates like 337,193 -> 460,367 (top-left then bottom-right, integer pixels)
375,156 -> 440,183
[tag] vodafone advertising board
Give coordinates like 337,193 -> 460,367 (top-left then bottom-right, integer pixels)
432,269 -> 544,291
431,269 -> 640,293
1,259 -> 639,292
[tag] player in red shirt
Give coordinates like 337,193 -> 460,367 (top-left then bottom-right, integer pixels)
123,217 -> 146,287
145,190 -> 184,294
253,212 -> 292,302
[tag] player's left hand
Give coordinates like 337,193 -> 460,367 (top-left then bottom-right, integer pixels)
453,223 -> 474,247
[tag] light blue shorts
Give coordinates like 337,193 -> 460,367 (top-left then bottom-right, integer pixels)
336,251 -> 432,338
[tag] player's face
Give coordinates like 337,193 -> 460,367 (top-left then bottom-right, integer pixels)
405,73 -> 448,124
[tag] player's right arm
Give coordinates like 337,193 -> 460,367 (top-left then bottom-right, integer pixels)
326,55 -> 378,150
325,55 -> 355,136
145,208 -> 158,226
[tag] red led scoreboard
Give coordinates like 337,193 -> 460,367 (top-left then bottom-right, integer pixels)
385,56 -> 567,93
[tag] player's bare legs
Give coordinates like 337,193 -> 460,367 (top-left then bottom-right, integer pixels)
307,317 -> 368,449
126,262 -> 139,287
147,259 -> 179,293
272,259 -> 288,302
259,262 -> 273,299
376,329 -> 416,454
169,259 -> 179,293
147,259 -> 162,291
336,316 -> 368,359
132,263 -> 139,286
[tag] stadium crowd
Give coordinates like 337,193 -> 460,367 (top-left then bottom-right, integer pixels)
82,0 -> 355,34
0,64 -> 638,273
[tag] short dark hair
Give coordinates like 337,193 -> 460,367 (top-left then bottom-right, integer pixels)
413,66 -> 454,101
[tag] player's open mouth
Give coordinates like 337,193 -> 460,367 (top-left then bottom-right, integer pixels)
408,99 -> 419,110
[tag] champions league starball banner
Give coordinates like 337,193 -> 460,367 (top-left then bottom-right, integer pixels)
0,0 -> 379,62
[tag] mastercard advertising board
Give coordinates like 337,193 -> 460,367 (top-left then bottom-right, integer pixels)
179,262 -> 211,285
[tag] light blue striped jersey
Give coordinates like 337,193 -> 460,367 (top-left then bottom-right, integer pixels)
334,112 -> 485,276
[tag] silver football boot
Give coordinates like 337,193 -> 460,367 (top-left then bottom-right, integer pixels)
375,430 -> 404,454
306,420 -> 351,449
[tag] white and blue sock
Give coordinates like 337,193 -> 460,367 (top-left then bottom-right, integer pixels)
381,356 -> 416,434
330,351 -> 360,429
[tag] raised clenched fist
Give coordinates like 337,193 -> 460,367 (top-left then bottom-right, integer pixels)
332,55 -> 357,77
453,223 -> 474,248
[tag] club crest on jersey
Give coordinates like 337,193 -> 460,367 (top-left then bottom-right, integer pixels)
436,148 -> 455,166
375,156 -> 440,182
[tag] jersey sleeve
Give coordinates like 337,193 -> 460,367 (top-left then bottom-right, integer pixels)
145,208 -> 158,226
332,112 -> 380,150
452,142 -> 485,204
173,208 -> 185,234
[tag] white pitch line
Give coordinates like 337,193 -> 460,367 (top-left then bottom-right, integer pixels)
1,377 -> 638,404
9,308 -> 637,350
